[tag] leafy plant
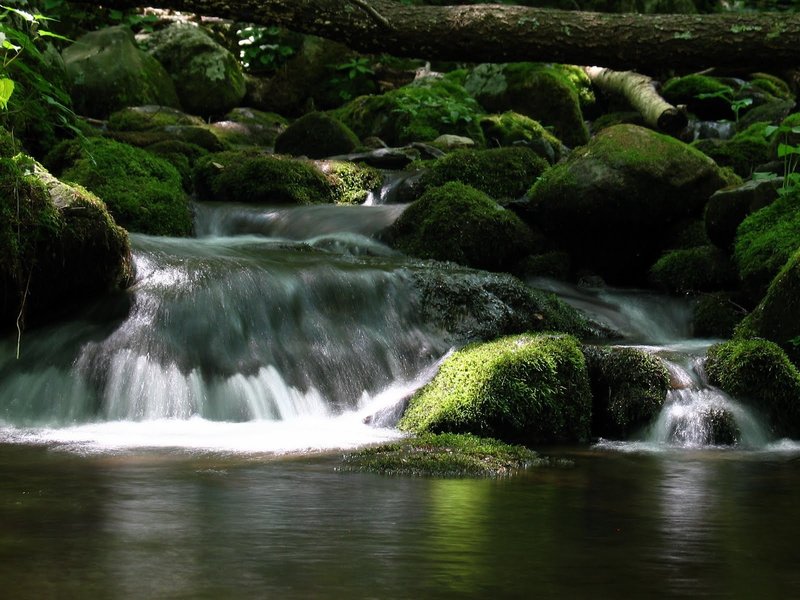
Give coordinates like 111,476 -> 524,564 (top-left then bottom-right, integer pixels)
696,85 -> 753,122
329,56 -> 374,101
237,24 -> 295,73
759,122 -> 800,193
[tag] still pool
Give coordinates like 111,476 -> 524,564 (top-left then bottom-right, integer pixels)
1,443 -> 798,599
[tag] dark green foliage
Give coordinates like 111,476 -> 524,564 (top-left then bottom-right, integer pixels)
0,128 -> 20,159
385,181 -> 536,271
421,147 -> 549,200
693,293 -> 745,338
194,151 -> 335,205
50,138 -> 190,236
706,338 -> 800,437
662,74 -> 736,120
339,433 -> 542,478
694,122 -> 772,177
400,333 -> 592,445
334,78 -> 485,146
274,112 -> 360,159
584,345 -> 670,439
734,187 -> 800,302
649,245 -> 738,293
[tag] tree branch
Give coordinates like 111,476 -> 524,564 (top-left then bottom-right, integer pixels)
346,0 -> 390,28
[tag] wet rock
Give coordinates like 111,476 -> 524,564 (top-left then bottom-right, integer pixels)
705,177 -> 782,250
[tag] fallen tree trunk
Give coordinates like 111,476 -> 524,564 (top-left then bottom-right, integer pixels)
98,0 -> 800,71
584,67 -> 688,134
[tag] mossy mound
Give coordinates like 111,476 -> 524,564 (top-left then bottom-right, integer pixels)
106,127 -> 226,154
662,74 -> 735,120
737,248 -> 800,367
479,111 -> 563,162
0,128 -> 20,159
526,124 -> 733,284
334,78 -> 485,146
693,122 -> 772,177
384,182 -> 537,271
107,106 -> 205,132
209,108 -> 288,147
400,333 -> 591,445
692,293 -> 745,338
144,140 -> 209,191
317,160 -> 382,205
194,151 -> 336,205
420,147 -> 549,201
733,187 -> 800,302
649,245 -> 738,293
274,112 -> 360,159
584,346 -> 670,439
705,178 -> 782,251
705,338 -> 800,437
339,433 -> 542,478
47,138 -> 190,236
465,63 -> 590,147
0,155 -> 133,329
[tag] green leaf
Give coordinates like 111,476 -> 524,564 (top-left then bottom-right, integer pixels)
777,143 -> 800,158
0,76 -> 14,109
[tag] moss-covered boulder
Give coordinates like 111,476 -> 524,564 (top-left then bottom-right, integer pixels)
62,26 -> 180,119
479,111 -> 564,162
526,124 -> 734,283
334,78 -> 485,146
465,63 -> 590,147
662,74 -> 735,120
339,433 -> 542,478
400,333 -> 592,445
384,182 -> 537,271
141,22 -> 246,116
649,245 -> 738,293
0,154 -> 133,329
274,112 -> 360,158
106,106 -> 227,153
316,160 -> 382,205
705,177 -> 782,250
408,266 -> 590,344
692,293 -> 745,338
733,187 -> 800,302
208,108 -> 288,147
47,138 -> 190,236
693,122 -> 772,177
107,105 -> 204,131
144,140 -> 209,191
420,147 -> 549,201
584,346 -> 670,439
705,338 -> 800,437
737,248 -> 800,367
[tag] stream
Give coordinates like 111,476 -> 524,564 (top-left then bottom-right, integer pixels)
1,201 -> 799,598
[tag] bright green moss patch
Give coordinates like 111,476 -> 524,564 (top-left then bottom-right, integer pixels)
421,146 -> 549,200
318,160 -> 382,205
339,433 -> 543,478
479,111 -> 563,161
49,138 -> 191,236
385,181 -> 536,271
400,333 -> 592,445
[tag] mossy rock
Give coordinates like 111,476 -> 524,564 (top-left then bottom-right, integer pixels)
705,177 -> 782,250
737,248 -> 800,368
733,187 -> 800,302
47,138 -> 191,236
144,140 -> 209,191
705,338 -> 800,437
590,111 -> 644,134
107,105 -> 205,132
420,147 -> 549,201
400,333 -> 592,445
0,128 -> 20,159
583,345 -> 670,439
662,74 -> 735,120
0,155 -> 133,329
384,181 -> 538,271
526,124 -> 734,284
408,266 -> 591,344
749,73 -> 794,102
479,111 -> 564,162
339,433 -> 542,478
465,63 -> 589,147
693,121 -> 772,177
274,112 -> 360,159
208,108 -> 288,147
649,245 -> 738,294
664,217 -> 710,250
693,293 -> 745,338
317,160 -> 382,205
194,150 -> 336,205
106,127 -> 226,153
333,78 -> 485,146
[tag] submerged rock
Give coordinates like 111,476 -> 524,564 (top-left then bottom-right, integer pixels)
399,333 -> 592,445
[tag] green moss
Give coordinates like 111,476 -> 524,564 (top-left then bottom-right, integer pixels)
693,121 -> 772,177
144,140 -> 209,192
50,138 -> 190,236
749,73 -> 794,102
584,346 -> 670,439
400,333 -> 591,445
339,433 -> 543,478
693,293 -> 745,338
334,78 -> 485,146
662,74 -> 734,119
106,128 -> 226,153
734,187 -> 800,301
479,111 -> 563,160
194,150 -> 336,205
107,106 -> 205,132
421,147 -> 549,200
515,251 -> 572,280
319,160 -> 382,205
649,245 -> 738,293
385,181 -> 537,271
274,112 -> 360,159
0,128 -> 20,159
706,338 -> 800,437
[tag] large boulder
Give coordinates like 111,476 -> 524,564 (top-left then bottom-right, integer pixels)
383,181 -> 538,272
208,108 -> 288,148
399,333 -> 592,445
46,138 -> 191,236
525,124 -> 734,283
274,112 -> 360,158
0,154 -> 133,329
705,177 -> 782,250
62,26 -> 180,119
465,63 -> 591,147
141,22 -> 246,116
479,111 -> 565,162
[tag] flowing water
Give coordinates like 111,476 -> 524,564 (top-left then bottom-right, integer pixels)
1,201 -> 798,598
